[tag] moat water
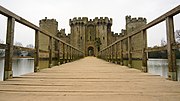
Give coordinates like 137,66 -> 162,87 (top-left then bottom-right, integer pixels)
0,58 -> 180,81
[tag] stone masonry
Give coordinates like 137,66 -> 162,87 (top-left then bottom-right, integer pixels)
39,16 -> 146,57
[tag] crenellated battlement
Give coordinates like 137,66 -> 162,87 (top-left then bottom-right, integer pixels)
94,17 -> 112,25
126,15 -> 146,24
69,17 -> 88,26
69,17 -> 112,26
40,17 -> 58,25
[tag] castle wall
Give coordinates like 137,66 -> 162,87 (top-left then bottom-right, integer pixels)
69,17 -> 112,56
126,16 -> 147,59
39,16 -> 146,58
39,17 -> 58,58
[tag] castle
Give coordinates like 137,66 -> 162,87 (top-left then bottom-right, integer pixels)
39,16 -> 146,57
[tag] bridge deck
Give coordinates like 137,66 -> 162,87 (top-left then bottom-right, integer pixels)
0,57 -> 180,101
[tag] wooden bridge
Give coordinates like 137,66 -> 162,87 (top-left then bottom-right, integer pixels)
0,4 -> 180,101
0,57 -> 180,101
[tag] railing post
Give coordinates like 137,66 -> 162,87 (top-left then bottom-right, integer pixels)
120,41 -> 123,65
108,48 -> 110,62
66,45 -> 69,62
103,50 -> 105,60
105,48 -> 108,61
49,36 -> 53,68
70,47 -> 73,61
57,40 -> 60,65
117,42 -> 120,64
62,43 -> 65,63
72,48 -> 74,60
69,46 -> 71,60
166,16 -> 177,81
128,36 -> 132,68
142,30 -> 148,72
115,43 -> 117,64
74,49 -> 76,60
4,17 -> 15,80
34,30 -> 40,72
111,46 -> 113,62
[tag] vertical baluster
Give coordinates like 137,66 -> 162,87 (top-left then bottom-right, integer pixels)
128,36 -> 132,67
166,16 -> 177,81
34,30 -> 40,72
49,36 -> 53,68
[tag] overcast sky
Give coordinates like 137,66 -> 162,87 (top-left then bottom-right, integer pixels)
0,0 -> 180,47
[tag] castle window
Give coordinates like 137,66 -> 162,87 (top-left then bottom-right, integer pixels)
81,37 -> 82,40
98,47 -> 100,52
103,37 -> 105,40
90,36 -> 91,41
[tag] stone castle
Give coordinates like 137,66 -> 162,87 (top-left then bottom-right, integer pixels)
39,16 -> 146,57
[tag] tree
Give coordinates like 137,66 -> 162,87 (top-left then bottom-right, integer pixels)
0,39 -> 5,57
26,44 -> 34,48
13,42 -> 23,56
0,39 -> 4,44
160,38 -> 166,46
26,44 -> 34,57
15,41 -> 23,47
175,30 -> 180,43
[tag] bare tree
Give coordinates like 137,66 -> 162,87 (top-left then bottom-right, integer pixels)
0,39 -> 5,57
175,30 -> 180,43
161,38 -> 166,46
15,41 -> 23,47
0,39 -> 4,44
26,44 -> 34,48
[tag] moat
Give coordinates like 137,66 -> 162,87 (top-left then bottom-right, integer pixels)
0,58 -> 180,81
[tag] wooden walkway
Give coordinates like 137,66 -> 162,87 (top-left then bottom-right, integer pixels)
0,57 -> 180,101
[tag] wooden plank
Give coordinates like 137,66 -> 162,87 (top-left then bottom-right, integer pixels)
1,57 -> 180,101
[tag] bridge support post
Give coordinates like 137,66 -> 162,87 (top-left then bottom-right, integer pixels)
115,43 -> 118,64
166,16 -> 177,81
120,41 -> 124,65
111,46 -> 113,62
4,17 -> 15,80
70,47 -> 72,61
62,43 -> 65,63
34,30 -> 40,72
108,48 -> 110,62
57,41 -> 61,65
66,45 -> 68,63
128,37 -> 132,68
142,30 -> 148,72
111,45 -> 114,63
72,48 -> 74,61
49,36 -> 53,68
106,49 -> 108,61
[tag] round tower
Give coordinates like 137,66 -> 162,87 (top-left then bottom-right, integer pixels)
69,17 -> 88,52
125,15 -> 147,59
126,15 -> 146,34
39,17 -> 58,35
39,17 -> 58,52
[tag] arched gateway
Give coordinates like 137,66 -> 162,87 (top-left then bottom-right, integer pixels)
88,47 -> 94,56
